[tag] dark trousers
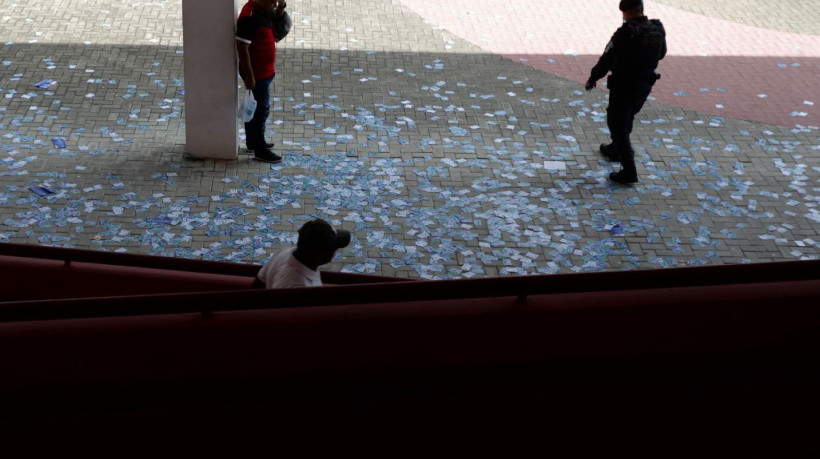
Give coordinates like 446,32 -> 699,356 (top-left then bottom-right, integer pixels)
245,75 -> 274,152
606,81 -> 653,176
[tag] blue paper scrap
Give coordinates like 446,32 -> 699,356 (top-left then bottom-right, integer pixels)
146,217 -> 174,225
28,186 -> 55,197
34,79 -> 57,89
0,30 -> 816,278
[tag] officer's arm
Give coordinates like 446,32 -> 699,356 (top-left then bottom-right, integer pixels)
588,27 -> 626,83
589,41 -> 615,83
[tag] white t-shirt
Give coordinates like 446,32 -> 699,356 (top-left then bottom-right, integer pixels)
257,247 -> 322,288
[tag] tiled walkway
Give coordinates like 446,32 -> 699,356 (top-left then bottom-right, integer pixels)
397,0 -> 820,126
0,0 -> 817,279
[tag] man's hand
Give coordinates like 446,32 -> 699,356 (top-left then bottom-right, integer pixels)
275,1 -> 287,16
585,79 -> 596,91
243,77 -> 256,90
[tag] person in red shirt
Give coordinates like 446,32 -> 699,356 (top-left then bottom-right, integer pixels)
236,0 -> 288,163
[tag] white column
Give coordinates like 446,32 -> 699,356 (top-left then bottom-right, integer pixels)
182,0 -> 241,160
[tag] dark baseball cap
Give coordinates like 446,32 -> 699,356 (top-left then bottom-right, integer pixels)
619,0 -> 643,11
297,218 -> 351,251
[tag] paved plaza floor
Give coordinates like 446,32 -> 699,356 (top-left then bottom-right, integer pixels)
0,0 -> 818,279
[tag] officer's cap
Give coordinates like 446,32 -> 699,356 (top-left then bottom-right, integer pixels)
619,0 -> 643,11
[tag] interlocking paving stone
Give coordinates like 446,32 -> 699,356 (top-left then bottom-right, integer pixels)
653,0 -> 820,35
0,0 -> 817,280
396,0 -> 820,127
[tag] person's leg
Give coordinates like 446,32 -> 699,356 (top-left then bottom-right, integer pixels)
245,76 -> 273,151
599,142 -> 618,162
627,83 -> 652,134
615,84 -> 653,182
606,88 -> 632,166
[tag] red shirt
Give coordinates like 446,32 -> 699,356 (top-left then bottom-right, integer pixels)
236,1 -> 276,80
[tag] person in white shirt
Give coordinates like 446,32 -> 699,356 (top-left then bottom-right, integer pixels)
257,218 -> 351,288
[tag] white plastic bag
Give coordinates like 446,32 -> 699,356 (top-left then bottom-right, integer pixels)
239,89 -> 257,122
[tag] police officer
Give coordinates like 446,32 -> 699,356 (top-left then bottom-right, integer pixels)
585,0 -> 667,185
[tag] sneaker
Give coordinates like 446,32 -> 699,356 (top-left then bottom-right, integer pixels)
609,170 -> 638,185
599,143 -> 620,162
254,148 -> 282,163
246,142 -> 274,153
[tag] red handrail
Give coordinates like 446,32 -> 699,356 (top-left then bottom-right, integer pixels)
0,242 -> 414,285
0,244 -> 817,323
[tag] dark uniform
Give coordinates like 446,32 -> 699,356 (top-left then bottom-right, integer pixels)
587,2 -> 666,184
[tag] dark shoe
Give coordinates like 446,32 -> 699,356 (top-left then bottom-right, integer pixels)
599,143 -> 620,162
254,149 -> 282,163
246,142 -> 274,152
609,170 -> 638,185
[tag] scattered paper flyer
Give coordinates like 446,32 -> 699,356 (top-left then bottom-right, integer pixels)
543,161 -> 567,171
146,217 -> 174,225
28,186 -> 55,197
34,79 -> 57,89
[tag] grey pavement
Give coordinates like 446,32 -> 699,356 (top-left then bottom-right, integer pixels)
653,0 -> 820,35
0,0 -> 818,279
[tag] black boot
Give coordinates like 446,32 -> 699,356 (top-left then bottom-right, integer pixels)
599,143 -> 620,162
609,170 -> 638,185
246,142 -> 274,152
609,147 -> 638,184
